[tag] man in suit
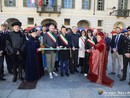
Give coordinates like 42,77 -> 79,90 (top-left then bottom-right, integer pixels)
109,27 -> 126,78
120,26 -> 130,85
0,22 -> 12,75
43,24 -> 58,79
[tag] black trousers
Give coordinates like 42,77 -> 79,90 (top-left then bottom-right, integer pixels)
5,53 -> 12,73
85,53 -> 90,74
0,56 -> 4,77
70,50 -> 78,71
79,58 -> 85,72
11,53 -> 23,78
122,56 -> 130,79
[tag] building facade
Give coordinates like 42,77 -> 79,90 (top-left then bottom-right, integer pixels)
0,0 -> 130,33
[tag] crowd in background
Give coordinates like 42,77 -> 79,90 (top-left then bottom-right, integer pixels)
0,21 -> 130,87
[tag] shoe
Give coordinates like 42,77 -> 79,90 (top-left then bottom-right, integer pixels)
84,73 -> 88,77
70,70 -> 74,74
61,73 -> 64,77
109,72 -> 116,75
117,74 -> 122,78
65,73 -> 69,77
52,72 -> 58,76
120,78 -> 126,81
74,69 -> 79,73
12,77 -> 17,82
128,81 -> 130,85
80,71 -> 84,74
0,77 -> 6,81
49,72 -> 53,79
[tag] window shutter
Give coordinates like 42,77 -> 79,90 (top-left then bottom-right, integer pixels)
72,0 -> 75,8
88,0 -> 91,10
124,0 -> 128,9
61,0 -> 64,8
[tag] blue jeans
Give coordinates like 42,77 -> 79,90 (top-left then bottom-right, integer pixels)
42,54 -> 47,68
60,60 -> 69,73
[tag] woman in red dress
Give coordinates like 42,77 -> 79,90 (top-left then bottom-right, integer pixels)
87,32 -> 114,87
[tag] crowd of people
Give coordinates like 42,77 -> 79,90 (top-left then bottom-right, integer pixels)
0,21 -> 130,87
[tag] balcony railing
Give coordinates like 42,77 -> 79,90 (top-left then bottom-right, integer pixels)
115,9 -> 130,17
37,5 -> 61,13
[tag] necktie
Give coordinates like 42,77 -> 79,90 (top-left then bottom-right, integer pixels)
115,35 -> 120,49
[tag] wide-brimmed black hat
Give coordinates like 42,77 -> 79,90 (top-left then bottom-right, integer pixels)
11,21 -> 22,27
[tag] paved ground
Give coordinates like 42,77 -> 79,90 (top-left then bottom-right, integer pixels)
0,55 -> 130,98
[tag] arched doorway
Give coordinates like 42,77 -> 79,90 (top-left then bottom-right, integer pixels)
6,18 -> 20,29
41,19 -> 57,28
113,22 -> 125,29
77,20 -> 90,28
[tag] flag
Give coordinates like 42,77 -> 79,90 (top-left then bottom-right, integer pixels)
30,0 -> 35,4
38,0 -> 43,6
49,0 -> 54,7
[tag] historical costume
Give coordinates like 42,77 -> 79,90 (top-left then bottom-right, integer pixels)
25,28 -> 44,82
7,22 -> 25,82
87,32 -> 114,87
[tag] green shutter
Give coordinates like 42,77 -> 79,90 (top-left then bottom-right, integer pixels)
82,0 -> 84,9
4,0 -> 7,6
23,0 -> 27,7
54,0 -> 57,5
72,0 -> 75,8
61,0 -> 64,8
124,0 -> 128,9
88,0 -> 91,10
118,0 -> 122,9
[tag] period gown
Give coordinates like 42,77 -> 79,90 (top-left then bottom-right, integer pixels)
87,39 -> 114,87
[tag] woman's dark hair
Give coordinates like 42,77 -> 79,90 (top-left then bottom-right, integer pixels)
86,29 -> 93,39
80,30 -> 86,37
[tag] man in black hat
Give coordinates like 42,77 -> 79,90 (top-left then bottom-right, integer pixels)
120,26 -> 130,85
7,21 -> 26,82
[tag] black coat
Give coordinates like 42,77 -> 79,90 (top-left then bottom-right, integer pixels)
57,34 -> 70,60
111,34 -> 126,55
25,36 -> 43,81
0,33 -> 5,51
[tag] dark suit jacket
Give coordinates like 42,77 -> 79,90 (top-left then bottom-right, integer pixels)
43,32 -> 58,54
111,34 -> 126,55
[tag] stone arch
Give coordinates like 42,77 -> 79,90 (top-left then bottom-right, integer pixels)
41,19 -> 57,28
77,20 -> 90,28
6,18 -> 20,29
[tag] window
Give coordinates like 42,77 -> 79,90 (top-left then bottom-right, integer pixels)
28,18 -> 34,25
62,0 -> 75,9
44,0 -> 57,6
98,20 -> 103,27
118,0 -> 128,9
23,0 -> 36,7
64,19 -> 70,25
4,0 -> 16,7
97,0 -> 104,11
82,0 -> 91,9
